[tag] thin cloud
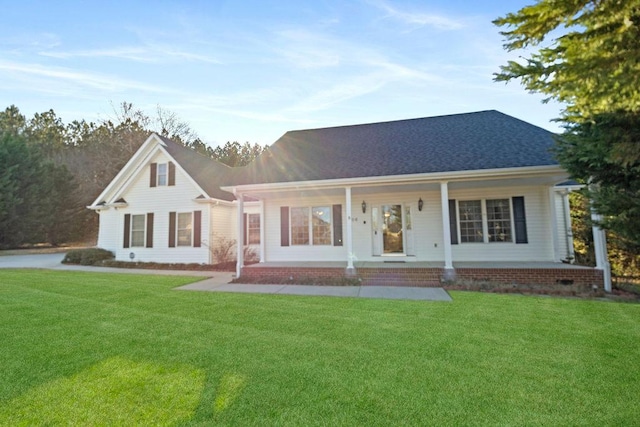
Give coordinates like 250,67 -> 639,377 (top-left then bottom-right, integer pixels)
39,44 -> 221,64
366,0 -> 465,30
0,60 -> 169,93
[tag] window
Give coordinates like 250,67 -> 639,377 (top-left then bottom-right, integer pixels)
312,206 -> 331,245
289,206 -> 332,245
247,214 -> 260,245
459,200 -> 483,243
131,214 -> 146,247
486,199 -> 512,242
457,199 -> 513,243
169,211 -> 200,248
291,207 -> 309,245
177,212 -> 192,246
157,163 -> 168,186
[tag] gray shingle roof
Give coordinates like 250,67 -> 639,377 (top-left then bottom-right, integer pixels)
231,110 -> 559,185
157,135 -> 236,201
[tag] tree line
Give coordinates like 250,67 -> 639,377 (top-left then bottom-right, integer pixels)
0,103 -> 267,248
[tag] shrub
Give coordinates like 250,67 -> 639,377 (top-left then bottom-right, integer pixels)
63,248 -> 114,265
209,235 -> 236,265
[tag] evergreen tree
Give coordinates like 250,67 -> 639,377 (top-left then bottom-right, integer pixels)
495,0 -> 640,251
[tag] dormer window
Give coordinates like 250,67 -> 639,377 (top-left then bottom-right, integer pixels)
150,162 -> 175,187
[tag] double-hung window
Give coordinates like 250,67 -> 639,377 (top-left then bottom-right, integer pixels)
457,199 -> 512,243
130,214 -> 146,247
168,211 -> 201,248
247,214 -> 260,245
150,162 -> 174,187
177,212 -> 192,247
157,163 -> 168,186
312,206 -> 331,245
291,207 -> 310,245
459,201 -> 483,243
124,213 -> 153,249
486,199 -> 512,242
290,206 -> 332,246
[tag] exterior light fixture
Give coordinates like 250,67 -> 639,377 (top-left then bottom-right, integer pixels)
418,198 -> 424,211
361,200 -> 367,214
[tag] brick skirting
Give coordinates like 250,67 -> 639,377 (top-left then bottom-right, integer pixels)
240,265 -> 604,291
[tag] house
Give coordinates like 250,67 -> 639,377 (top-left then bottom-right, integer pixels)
88,134 -> 261,265
89,111 -> 611,291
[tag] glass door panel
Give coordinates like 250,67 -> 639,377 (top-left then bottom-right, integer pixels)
382,204 -> 404,254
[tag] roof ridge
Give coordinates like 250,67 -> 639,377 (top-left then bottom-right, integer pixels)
284,110 -> 499,135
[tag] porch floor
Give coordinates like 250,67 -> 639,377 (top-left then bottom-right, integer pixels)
244,261 -> 594,270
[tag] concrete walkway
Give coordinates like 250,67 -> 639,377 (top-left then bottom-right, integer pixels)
1,252 -> 452,301
177,279 -> 452,301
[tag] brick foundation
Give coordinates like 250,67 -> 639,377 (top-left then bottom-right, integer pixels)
240,265 -> 604,291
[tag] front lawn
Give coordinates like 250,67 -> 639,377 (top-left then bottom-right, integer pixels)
1,270 -> 638,425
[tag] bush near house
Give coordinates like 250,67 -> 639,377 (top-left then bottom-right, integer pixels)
62,248 -> 114,266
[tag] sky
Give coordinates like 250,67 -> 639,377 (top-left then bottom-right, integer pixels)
0,0 -> 563,147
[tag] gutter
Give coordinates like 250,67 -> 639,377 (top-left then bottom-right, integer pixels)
221,165 -> 567,194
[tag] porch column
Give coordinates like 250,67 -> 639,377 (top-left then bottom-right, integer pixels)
440,181 -> 454,278
548,187 -> 560,261
259,199 -> 265,263
561,190 -> 575,262
345,186 -> 355,274
236,192 -> 244,278
591,211 -> 612,292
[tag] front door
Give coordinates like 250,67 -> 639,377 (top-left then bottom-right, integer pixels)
382,204 -> 404,254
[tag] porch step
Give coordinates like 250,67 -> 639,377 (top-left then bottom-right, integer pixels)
362,279 -> 441,287
358,268 -> 443,287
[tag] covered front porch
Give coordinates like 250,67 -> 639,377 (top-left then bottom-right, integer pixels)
240,261 -> 604,291
230,167 -> 611,292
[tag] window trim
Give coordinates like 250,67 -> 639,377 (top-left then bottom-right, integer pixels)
289,205 -> 333,246
456,198 -> 515,244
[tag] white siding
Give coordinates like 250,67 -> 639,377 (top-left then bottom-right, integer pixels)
96,209 -> 119,253
449,186 -> 553,262
264,196 -> 348,262
109,151 -> 211,264
351,190 -> 444,262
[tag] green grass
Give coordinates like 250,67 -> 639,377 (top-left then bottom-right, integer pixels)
1,270 -> 639,426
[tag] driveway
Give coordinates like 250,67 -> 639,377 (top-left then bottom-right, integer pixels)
0,252 -> 217,277
0,252 -> 67,269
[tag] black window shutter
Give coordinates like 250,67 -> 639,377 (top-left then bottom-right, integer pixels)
123,214 -> 131,248
150,163 -> 157,187
193,210 -> 201,247
332,204 -> 343,246
168,212 -> 176,247
146,213 -> 154,248
512,197 -> 528,244
448,199 -> 458,245
168,162 -> 176,186
243,213 -> 248,246
280,206 -> 289,246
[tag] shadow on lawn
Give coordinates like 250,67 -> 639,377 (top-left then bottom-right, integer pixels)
0,357 -> 205,425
